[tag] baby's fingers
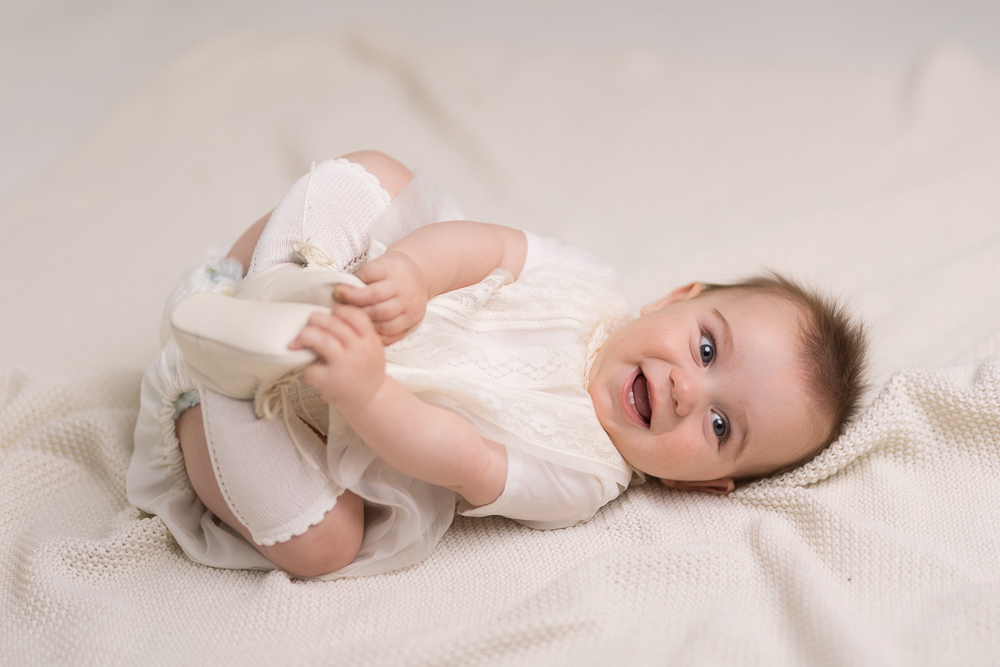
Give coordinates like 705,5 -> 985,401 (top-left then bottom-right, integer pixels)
331,303 -> 378,339
372,313 -> 414,338
334,280 -> 394,308
290,311 -> 354,353
361,297 -> 405,323
291,321 -> 345,362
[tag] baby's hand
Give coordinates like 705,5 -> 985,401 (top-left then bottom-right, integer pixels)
334,251 -> 429,346
290,304 -> 386,416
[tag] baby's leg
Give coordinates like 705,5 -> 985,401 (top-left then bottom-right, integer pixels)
178,152 -> 412,576
177,405 -> 365,577
230,150 -> 414,277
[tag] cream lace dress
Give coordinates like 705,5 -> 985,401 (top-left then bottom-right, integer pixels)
129,171 -> 637,578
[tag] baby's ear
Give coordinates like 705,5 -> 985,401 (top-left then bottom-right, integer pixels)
660,477 -> 735,495
640,282 -> 705,316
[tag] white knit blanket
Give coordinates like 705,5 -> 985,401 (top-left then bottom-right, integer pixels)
2,339 -> 998,664
1,29 -> 999,664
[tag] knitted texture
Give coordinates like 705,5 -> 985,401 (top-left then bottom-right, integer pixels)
247,158 -> 391,276
198,386 -> 341,546
2,334 -> 999,665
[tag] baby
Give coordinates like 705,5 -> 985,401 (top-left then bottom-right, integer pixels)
128,150 -> 868,579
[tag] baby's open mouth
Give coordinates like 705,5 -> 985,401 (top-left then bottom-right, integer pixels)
629,372 -> 652,426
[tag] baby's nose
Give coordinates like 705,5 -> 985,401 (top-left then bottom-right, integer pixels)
670,368 -> 699,417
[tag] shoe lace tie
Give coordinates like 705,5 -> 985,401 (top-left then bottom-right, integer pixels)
254,370 -> 324,471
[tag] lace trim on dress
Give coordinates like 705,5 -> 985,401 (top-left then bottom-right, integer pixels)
425,270 -> 629,334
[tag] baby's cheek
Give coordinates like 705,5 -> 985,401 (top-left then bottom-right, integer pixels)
672,427 -> 705,458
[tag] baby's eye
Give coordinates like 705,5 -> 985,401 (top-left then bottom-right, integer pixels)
711,411 -> 728,441
699,334 -> 715,366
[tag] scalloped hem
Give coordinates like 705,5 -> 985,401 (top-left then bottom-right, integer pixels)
250,486 -> 347,547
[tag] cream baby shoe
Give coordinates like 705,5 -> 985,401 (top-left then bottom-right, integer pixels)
170,292 -> 326,400
171,262 -> 365,398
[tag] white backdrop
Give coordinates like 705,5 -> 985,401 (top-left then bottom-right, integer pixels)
2,0 -> 999,206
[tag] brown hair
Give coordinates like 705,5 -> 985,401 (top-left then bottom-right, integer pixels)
702,272 -> 870,479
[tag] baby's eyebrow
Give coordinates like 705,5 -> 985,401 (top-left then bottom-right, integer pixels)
712,308 -> 735,357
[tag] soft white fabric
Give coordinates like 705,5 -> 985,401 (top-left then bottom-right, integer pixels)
391,252 -> 631,526
248,157 -> 391,275
3,28 -> 1000,665
453,229 -> 629,529
459,443 -> 623,529
128,340 -> 274,570
199,386 -> 342,546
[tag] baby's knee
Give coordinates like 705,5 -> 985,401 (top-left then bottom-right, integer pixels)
260,491 -> 366,578
341,150 -> 413,199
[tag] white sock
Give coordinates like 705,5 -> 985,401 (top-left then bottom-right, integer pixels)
198,386 -> 342,546
247,158 -> 392,276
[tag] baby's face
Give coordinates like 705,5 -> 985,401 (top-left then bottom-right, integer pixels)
588,284 -> 829,493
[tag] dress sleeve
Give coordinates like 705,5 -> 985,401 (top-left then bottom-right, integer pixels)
457,445 -> 623,530
519,229 -> 621,285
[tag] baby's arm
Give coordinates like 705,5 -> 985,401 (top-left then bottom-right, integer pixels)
292,303 -> 507,507
336,221 -> 527,344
